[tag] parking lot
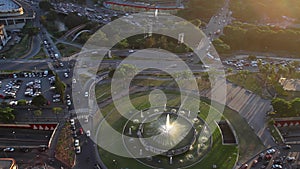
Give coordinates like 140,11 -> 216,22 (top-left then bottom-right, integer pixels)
0,71 -> 71,106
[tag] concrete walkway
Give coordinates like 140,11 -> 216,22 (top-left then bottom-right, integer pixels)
201,80 -> 275,147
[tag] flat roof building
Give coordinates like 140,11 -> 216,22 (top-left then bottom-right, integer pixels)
0,0 -> 24,17
0,24 -> 11,50
0,158 -> 18,169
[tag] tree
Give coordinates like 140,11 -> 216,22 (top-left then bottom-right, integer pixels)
271,98 -> 290,115
52,107 -> 63,121
144,37 -> 156,48
39,1 -> 53,11
17,99 -> 27,106
291,98 -> 300,115
54,74 -> 66,101
23,27 -> 40,36
34,110 -> 42,116
248,55 -> 257,61
64,13 -> 88,29
227,68 -> 233,74
45,11 -> 58,21
0,107 -> 15,122
190,19 -> 202,27
32,95 -> 47,107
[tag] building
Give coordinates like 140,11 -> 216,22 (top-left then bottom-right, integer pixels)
0,0 -> 34,29
0,0 -> 24,17
103,0 -> 184,13
0,158 -> 18,169
0,24 -> 11,50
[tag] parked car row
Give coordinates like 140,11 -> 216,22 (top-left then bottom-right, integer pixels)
1,80 -> 22,99
24,79 -> 42,97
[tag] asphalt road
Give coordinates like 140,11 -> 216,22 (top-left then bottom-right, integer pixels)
0,128 -> 52,147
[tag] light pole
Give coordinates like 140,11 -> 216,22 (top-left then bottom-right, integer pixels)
12,131 -> 16,140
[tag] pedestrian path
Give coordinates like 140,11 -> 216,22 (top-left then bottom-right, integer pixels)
203,80 -> 275,147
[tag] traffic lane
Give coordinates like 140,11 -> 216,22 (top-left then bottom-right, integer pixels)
0,128 -> 52,147
0,61 -> 49,71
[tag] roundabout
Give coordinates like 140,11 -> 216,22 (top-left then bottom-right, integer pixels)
122,106 -> 212,168
96,93 -> 239,169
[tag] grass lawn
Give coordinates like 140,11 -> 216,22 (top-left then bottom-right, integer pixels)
1,35 -> 31,59
57,43 -> 81,57
201,98 -> 265,163
227,72 -> 262,96
30,48 -> 47,60
97,93 -> 238,169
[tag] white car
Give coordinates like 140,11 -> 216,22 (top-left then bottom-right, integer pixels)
266,148 -> 276,154
70,119 -> 75,126
64,73 -> 69,78
84,92 -> 88,97
72,78 -> 76,84
75,146 -> 81,154
74,139 -> 79,147
3,147 -> 14,152
86,130 -> 91,137
129,49 -> 134,53
84,117 -> 88,123
67,99 -> 72,106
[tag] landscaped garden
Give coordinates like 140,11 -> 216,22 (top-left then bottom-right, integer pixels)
96,92 -> 238,169
55,122 -> 75,168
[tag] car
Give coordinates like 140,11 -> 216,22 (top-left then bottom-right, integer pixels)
74,139 -> 79,147
84,117 -> 89,123
20,148 -> 30,153
64,73 -> 69,78
272,164 -> 282,169
86,130 -> 91,137
267,148 -> 276,154
59,62 -> 64,67
75,146 -> 81,154
70,119 -> 75,126
50,86 -> 56,90
53,98 -> 60,103
84,92 -> 88,97
79,128 -> 83,135
72,78 -> 76,84
3,147 -> 14,152
67,100 -> 72,106
129,49 -> 134,53
287,156 -> 295,162
283,144 -> 291,149
66,94 -> 71,99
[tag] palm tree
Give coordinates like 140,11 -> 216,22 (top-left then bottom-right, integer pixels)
0,107 -> 15,123
52,107 -> 63,122
34,110 -> 42,116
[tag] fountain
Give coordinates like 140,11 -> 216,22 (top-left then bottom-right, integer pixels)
138,112 -> 197,156
123,107 -> 212,168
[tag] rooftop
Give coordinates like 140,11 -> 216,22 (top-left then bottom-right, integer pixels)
0,0 -> 21,12
0,158 -> 16,169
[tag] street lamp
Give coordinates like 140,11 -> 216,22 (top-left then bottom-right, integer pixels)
12,131 -> 16,139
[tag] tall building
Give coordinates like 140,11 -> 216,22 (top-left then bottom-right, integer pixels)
0,24 -> 11,50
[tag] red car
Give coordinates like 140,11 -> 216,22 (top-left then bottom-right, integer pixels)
79,128 -> 83,135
